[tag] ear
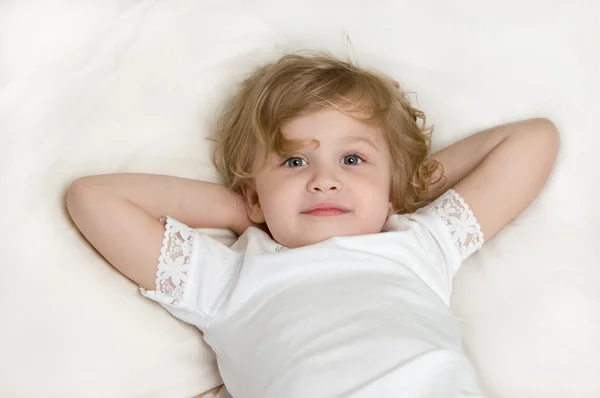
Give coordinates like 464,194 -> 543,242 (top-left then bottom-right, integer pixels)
242,183 -> 265,224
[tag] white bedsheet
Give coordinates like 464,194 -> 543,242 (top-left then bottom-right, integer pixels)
0,0 -> 598,397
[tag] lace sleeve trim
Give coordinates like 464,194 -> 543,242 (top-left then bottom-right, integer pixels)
147,216 -> 197,305
416,189 -> 485,261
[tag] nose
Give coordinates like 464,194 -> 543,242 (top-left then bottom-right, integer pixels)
307,166 -> 343,193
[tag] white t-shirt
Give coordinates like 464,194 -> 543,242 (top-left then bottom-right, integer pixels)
141,189 -> 486,398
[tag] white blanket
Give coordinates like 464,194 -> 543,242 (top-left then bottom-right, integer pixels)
1,0 -> 598,397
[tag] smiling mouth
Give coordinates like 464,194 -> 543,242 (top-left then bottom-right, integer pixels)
301,205 -> 350,217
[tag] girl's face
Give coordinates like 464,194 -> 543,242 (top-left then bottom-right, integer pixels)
244,108 -> 393,249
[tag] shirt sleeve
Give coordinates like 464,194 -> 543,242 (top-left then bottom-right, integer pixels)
385,188 -> 485,289
140,216 -> 242,330
411,188 -> 485,276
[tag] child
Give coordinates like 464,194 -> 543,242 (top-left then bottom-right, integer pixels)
67,52 -> 560,397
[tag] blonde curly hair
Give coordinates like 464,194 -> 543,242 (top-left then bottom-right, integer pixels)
212,51 -> 445,214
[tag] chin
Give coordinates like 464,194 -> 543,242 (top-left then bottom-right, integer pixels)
310,225 -> 367,242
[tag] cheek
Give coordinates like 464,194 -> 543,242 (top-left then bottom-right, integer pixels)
357,168 -> 390,191
255,176 -> 297,214
375,167 -> 392,195
353,171 -> 391,210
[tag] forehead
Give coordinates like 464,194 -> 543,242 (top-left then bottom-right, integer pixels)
281,108 -> 382,142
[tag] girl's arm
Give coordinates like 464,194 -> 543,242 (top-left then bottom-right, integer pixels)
66,173 -> 252,290
427,117 -> 560,241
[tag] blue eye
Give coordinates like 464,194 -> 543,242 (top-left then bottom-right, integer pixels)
342,154 -> 363,165
283,157 -> 307,167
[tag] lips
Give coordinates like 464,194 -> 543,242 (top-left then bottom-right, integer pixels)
301,203 -> 350,217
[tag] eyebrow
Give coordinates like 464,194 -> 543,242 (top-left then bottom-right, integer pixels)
347,136 -> 379,152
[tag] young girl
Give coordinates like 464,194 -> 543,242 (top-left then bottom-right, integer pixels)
66,52 -> 560,397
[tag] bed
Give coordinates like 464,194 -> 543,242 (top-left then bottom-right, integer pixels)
0,0 -> 598,397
